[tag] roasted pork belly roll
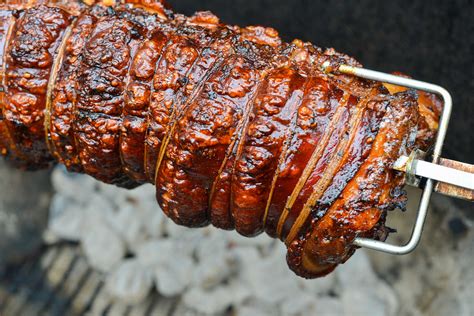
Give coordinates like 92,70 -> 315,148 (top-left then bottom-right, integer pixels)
0,0 -> 441,278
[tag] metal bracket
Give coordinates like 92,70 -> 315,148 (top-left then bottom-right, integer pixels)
323,64 -> 453,255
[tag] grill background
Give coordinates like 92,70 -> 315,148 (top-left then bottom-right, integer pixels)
0,2 -> 473,315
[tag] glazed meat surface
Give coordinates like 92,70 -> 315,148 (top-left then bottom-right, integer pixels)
0,0 -> 441,278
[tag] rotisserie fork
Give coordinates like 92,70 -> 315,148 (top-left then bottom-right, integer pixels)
323,62 -> 474,255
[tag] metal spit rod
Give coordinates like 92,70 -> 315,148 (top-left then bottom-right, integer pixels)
394,154 -> 474,190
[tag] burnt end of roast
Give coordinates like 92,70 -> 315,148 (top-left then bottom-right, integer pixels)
0,0 -> 439,278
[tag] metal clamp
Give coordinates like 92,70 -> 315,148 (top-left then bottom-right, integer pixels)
323,64 -> 454,255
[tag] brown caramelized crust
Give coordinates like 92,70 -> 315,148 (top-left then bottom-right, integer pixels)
266,77 -> 348,238
121,30 -> 167,182
287,91 -> 418,278
4,5 -> 71,169
281,86 -> 381,243
153,25 -> 237,225
148,21 -> 233,187
144,31 -> 200,183
0,0 -> 442,279
74,13 -> 142,187
48,10 -> 101,172
0,11 -> 19,162
156,54 -> 261,227
143,16 -> 226,184
229,67 -> 306,236
383,73 -> 442,150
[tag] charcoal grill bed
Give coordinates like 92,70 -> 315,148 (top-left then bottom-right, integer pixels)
0,244 -> 179,316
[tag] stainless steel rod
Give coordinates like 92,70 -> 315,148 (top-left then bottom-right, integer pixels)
413,159 -> 474,190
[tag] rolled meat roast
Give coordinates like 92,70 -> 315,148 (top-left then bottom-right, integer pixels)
0,0 -> 442,278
